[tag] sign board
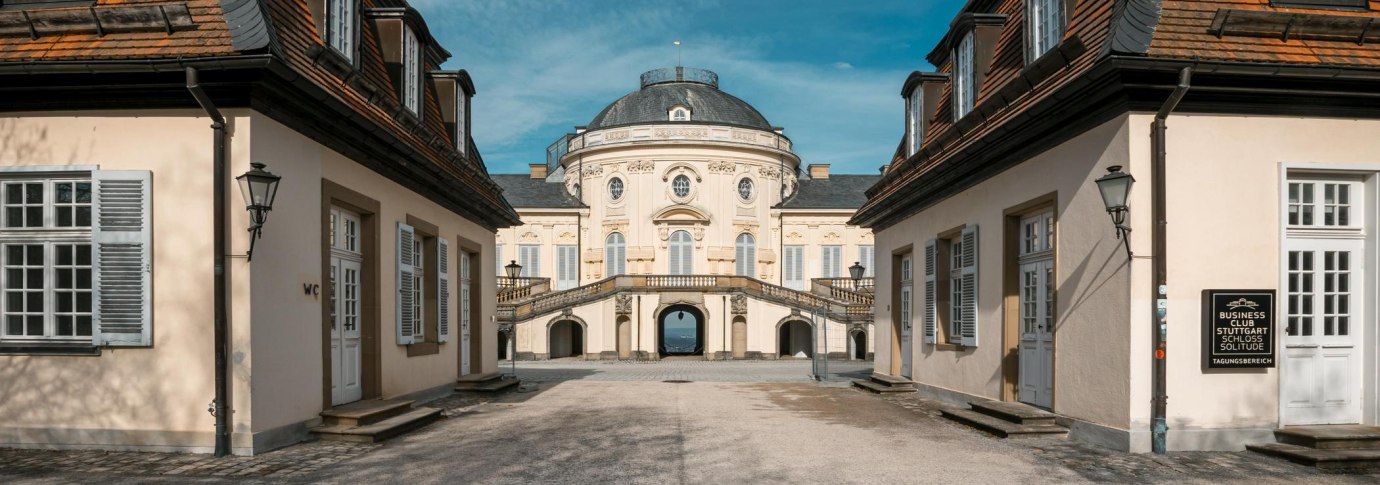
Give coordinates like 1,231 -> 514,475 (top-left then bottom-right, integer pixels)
1202,290 -> 1275,369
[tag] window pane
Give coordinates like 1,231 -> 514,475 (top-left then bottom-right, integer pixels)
25,184 -> 41,204
24,207 -> 41,227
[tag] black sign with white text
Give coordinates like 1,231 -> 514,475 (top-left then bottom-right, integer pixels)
1202,290 -> 1276,369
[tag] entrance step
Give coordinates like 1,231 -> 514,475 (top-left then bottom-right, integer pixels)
939,399 -> 1068,439
851,373 -> 916,394
1246,443 -> 1380,472
1248,425 -> 1380,471
311,399 -> 441,443
969,400 -> 1058,426
455,372 -> 520,393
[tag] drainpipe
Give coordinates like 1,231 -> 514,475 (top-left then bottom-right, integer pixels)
1151,66 -> 1192,455
186,67 -> 231,457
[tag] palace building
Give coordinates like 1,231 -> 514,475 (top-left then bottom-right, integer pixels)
0,0 -> 517,454
855,0 -> 1380,457
493,67 -> 880,362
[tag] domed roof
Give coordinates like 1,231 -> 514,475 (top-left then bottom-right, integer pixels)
588,68 -> 772,130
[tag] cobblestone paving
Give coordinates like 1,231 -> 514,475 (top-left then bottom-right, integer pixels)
877,391 -> 1380,483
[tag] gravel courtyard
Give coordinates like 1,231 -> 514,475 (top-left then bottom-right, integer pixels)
3,360 -> 1378,484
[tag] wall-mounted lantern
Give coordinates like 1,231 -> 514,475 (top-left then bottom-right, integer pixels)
1094,165 -> 1134,259
235,162 -> 281,261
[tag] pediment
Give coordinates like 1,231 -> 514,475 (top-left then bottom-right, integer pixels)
652,204 -> 711,224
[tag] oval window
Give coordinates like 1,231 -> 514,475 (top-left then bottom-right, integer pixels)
609,178 -> 624,201
672,175 -> 691,198
738,178 -> 753,201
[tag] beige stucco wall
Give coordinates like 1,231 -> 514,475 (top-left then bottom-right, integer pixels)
0,110 -> 503,454
1129,113 -> 1380,450
0,111 -> 249,452
873,115 -> 1135,432
246,113 -> 501,436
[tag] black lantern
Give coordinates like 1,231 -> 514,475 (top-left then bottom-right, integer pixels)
505,260 -> 522,283
1094,165 -> 1134,258
848,261 -> 865,290
235,162 -> 281,261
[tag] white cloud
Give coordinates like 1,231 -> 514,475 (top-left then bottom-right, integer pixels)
832,62 -> 855,70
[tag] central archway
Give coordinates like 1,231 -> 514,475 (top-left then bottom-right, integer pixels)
549,320 -> 585,359
658,304 -> 705,356
778,320 -> 813,358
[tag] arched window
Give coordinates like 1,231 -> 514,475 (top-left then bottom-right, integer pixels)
669,230 -> 693,275
605,232 -> 626,276
672,175 -> 691,198
608,177 -> 624,201
670,107 -> 690,121
735,233 -> 756,277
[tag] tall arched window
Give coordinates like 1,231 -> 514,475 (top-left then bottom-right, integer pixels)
669,230 -> 693,275
735,233 -> 756,277
605,232 -> 626,276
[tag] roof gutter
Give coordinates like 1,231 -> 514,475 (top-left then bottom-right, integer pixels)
0,55 -> 275,75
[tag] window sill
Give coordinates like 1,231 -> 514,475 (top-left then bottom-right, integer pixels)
934,342 -> 969,352
0,343 -> 101,356
406,341 -> 440,357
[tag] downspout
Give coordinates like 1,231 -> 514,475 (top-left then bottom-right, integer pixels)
1151,66 -> 1192,455
186,66 -> 231,458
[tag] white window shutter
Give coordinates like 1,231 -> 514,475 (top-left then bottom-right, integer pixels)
92,170 -> 153,347
437,237 -> 450,343
960,226 -> 979,346
460,251 -> 471,346
396,222 -> 416,345
495,245 -> 503,277
922,240 -> 937,345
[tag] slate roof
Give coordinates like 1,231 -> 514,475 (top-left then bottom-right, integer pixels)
589,81 -> 773,130
779,175 -> 881,210
0,0 -> 237,61
491,175 -> 585,209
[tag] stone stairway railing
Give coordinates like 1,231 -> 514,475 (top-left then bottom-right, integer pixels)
496,274 -> 874,324
811,277 -> 875,305
497,277 -> 551,304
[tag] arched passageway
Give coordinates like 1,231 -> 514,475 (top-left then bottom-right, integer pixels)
778,321 -> 813,358
497,330 -> 510,360
549,320 -> 584,359
658,305 -> 705,356
850,330 -> 867,360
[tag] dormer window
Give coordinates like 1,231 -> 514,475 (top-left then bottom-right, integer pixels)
455,91 -> 468,155
402,26 -> 422,116
1027,0 -> 1066,61
906,86 -> 923,157
952,31 -> 976,121
670,107 -> 690,121
325,0 -> 356,62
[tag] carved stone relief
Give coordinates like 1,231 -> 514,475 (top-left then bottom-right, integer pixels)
707,161 -> 736,174
627,160 -> 656,173
615,294 -> 633,315
730,294 -> 747,315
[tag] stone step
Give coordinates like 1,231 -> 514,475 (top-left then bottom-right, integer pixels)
1247,442 -> 1380,472
940,407 -> 1068,439
852,379 -> 916,394
869,373 -> 916,388
312,407 -> 442,444
969,400 -> 1058,426
456,372 -> 504,384
455,377 -> 521,393
319,399 -> 415,428
1275,425 -> 1380,450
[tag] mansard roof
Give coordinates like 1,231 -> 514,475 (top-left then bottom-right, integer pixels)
0,0 -> 519,229
491,175 -> 584,209
779,175 -> 882,210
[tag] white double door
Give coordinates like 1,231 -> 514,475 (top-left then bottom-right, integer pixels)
1018,259 -> 1054,408
330,256 -> 364,405
1282,239 -> 1364,425
899,254 -> 914,378
460,252 -> 472,376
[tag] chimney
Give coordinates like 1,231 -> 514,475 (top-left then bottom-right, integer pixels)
808,164 -> 830,179
529,164 -> 548,179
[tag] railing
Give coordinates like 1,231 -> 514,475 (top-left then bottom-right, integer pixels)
564,123 -> 794,155
497,277 -> 551,304
811,277 -> 874,305
497,274 -> 874,324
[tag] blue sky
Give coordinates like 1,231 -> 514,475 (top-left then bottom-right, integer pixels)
411,0 -> 964,175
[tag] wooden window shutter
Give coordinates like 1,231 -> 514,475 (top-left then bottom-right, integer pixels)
437,237 -> 450,343
92,170 -> 153,347
396,222 -> 416,345
922,240 -> 937,345
960,226 -> 979,346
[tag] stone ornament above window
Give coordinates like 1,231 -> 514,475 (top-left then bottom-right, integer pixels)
661,163 -> 701,203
